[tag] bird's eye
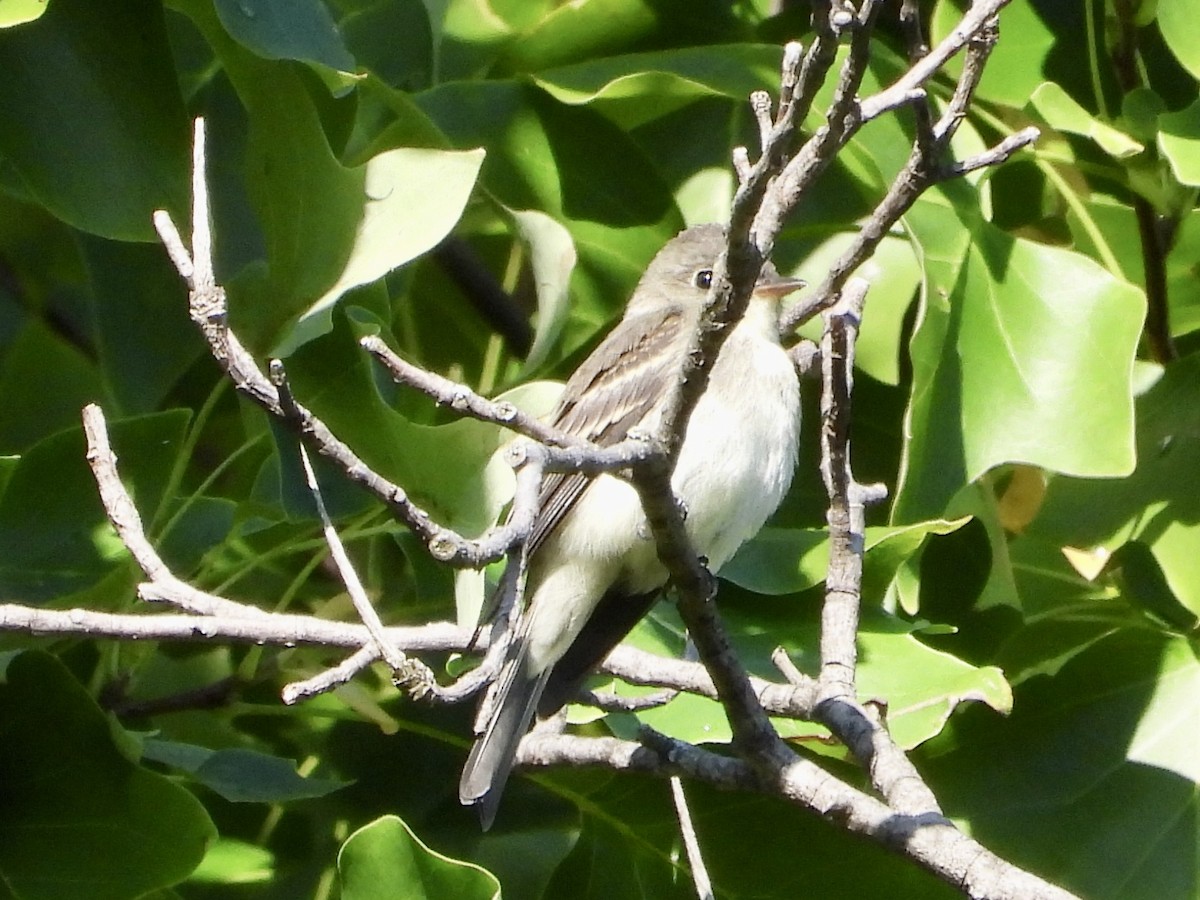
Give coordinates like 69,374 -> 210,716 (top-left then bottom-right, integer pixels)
693,269 -> 713,290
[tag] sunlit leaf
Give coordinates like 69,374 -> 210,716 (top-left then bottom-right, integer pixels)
1158,97 -> 1200,186
338,815 -> 500,900
1158,0 -> 1200,80
1027,82 -> 1143,159
277,146 -> 485,355
897,185 -> 1143,521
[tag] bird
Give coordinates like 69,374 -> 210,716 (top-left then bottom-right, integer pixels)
459,223 -> 803,829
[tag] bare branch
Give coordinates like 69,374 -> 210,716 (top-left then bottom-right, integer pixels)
857,0 -> 1014,123
83,404 -> 269,620
817,279 -> 880,700
361,335 -> 581,448
521,730 -> 1078,899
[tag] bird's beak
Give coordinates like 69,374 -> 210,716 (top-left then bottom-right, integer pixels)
752,271 -> 807,299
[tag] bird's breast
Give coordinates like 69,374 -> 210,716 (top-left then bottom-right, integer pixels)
671,327 -> 801,572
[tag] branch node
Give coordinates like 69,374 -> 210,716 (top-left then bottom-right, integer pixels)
750,89 -> 774,147
429,533 -> 461,562
732,146 -> 752,183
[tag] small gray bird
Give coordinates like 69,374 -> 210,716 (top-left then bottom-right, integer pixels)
459,224 -> 803,828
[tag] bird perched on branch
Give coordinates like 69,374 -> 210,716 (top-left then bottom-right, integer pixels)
460,223 -> 803,828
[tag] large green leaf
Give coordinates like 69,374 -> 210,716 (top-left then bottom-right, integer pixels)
923,628 -> 1198,900
338,815 -> 500,900
0,0 -> 47,27
275,145 -> 485,355
0,652 -> 214,899
1166,208 -> 1200,337
896,183 -> 1144,521
721,519 -> 969,596
283,310 -> 515,535
506,207 -> 577,375
1030,351 -> 1200,618
0,0 -> 189,239
179,0 -> 481,355
494,0 -> 748,75
931,0 -> 1058,109
542,767 -> 961,900
189,838 -> 275,886
1158,0 -> 1200,81
1026,82 -> 1143,160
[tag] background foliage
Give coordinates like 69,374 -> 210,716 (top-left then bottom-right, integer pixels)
0,0 -> 1197,898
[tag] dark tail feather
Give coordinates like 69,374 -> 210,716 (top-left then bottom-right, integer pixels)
459,654 -> 550,830
539,589 -> 659,717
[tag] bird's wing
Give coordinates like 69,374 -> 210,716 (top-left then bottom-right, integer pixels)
526,305 -> 686,556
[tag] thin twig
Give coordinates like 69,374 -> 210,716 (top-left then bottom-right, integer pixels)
270,360 -> 412,673
362,335 -> 581,447
671,777 -> 715,900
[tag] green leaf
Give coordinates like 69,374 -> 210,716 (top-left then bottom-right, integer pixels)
1158,97 -> 1200,186
0,410 -> 189,602
671,780 -> 964,899
1063,193 -> 1144,285
178,1 -> 484,355
1027,82 -> 1144,159
1166,208 -> 1200,337
213,0 -> 356,77
1157,0 -> 1200,80
924,629 -> 1199,900
175,1 -> 365,349
532,43 -> 783,130
0,0 -> 189,239
0,319 -> 105,454
437,0 -> 517,82
506,207 -> 577,375
719,527 -> 828,596
896,186 -> 1144,521
793,231 -> 920,385
336,0 -> 433,92
143,739 -> 350,802
0,652 -> 214,900
284,310 -> 516,535
415,81 -> 684,360
931,0 -> 1056,108
0,0 -> 46,26
338,815 -> 500,900
1030,351 -> 1200,619
495,0 -> 658,73
78,235 -> 204,415
189,838 -> 275,885
276,146 -> 485,356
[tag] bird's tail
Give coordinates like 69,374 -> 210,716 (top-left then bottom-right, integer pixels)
459,642 -> 550,830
